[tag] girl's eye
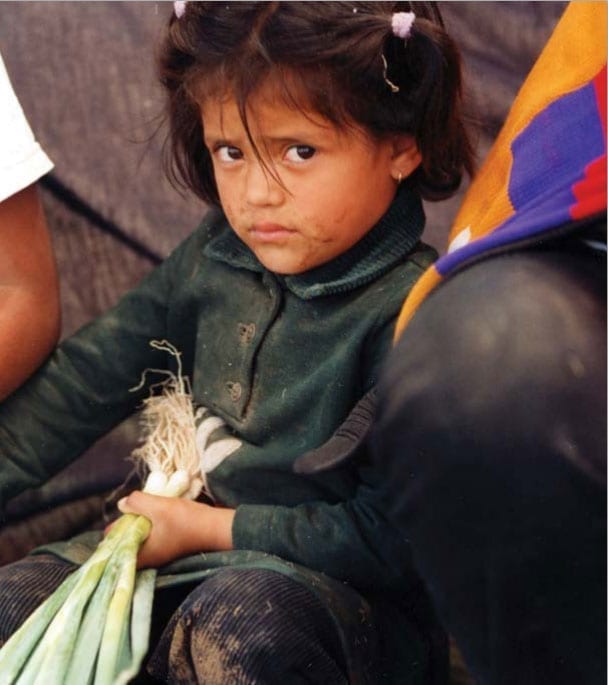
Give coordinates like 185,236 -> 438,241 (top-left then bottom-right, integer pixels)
216,145 -> 243,162
285,145 -> 316,163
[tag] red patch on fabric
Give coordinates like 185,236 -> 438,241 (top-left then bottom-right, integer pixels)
593,65 -> 607,140
571,154 -> 607,219
571,66 -> 607,220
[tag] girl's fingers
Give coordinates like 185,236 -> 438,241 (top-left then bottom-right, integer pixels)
116,496 -> 134,514
117,491 -> 167,521
117,491 -> 152,515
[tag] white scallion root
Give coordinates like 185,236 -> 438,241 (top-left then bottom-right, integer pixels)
130,340 -> 203,500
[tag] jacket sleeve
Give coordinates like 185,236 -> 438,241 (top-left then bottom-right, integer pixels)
231,461 -> 418,594
0,234 -> 193,512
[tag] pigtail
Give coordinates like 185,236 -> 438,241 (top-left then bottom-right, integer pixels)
414,23 -> 475,199
384,7 -> 476,199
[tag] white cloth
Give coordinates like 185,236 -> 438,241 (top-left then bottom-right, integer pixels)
0,53 -> 53,202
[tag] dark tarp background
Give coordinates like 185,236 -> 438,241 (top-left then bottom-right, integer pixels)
0,0 -> 566,628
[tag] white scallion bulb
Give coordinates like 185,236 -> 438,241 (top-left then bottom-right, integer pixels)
143,471 -> 169,495
166,470 -> 190,497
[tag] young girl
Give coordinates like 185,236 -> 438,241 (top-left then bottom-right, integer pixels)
0,2 -> 473,682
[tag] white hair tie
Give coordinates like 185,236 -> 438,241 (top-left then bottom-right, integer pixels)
391,11 -> 415,40
174,1 -> 187,19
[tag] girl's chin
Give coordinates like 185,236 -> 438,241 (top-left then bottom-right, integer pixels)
251,246 -> 311,275
257,260 -> 307,275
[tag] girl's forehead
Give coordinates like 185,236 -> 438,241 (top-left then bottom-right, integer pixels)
199,72 -> 333,128
191,60 -> 356,135
201,88 -> 334,139
196,69 -> 312,112
196,66 -> 371,146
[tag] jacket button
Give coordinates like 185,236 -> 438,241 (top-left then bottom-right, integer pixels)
238,322 -> 256,344
226,381 -> 242,402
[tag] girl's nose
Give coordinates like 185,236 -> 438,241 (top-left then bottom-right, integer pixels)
244,161 -> 283,206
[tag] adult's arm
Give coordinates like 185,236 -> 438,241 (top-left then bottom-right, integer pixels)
0,52 -> 58,399
0,183 -> 60,400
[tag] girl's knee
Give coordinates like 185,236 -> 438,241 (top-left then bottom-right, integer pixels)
184,567 -> 337,650
0,554 -> 75,645
153,568 -> 347,684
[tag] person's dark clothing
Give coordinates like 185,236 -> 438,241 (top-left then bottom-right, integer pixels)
372,232 -> 606,684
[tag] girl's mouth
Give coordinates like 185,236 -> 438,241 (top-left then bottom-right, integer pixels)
249,222 -> 296,243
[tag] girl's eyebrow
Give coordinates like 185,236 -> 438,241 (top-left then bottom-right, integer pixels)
204,134 -> 317,152
262,135 -> 312,146
259,127 -> 334,146
203,135 -> 235,149
208,137 -> 227,147
204,120 -> 334,151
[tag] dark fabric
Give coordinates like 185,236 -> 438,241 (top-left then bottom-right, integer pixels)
147,568 -> 350,685
29,531 -> 434,684
372,237 -> 607,684
0,553 -> 76,647
0,555 -> 371,683
295,388 -> 378,474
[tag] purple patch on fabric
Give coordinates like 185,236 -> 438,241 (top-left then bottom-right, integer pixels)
508,82 -> 604,212
435,80 -> 604,278
436,204 -> 574,276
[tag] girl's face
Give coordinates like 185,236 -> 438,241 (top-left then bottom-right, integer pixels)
201,81 -> 419,275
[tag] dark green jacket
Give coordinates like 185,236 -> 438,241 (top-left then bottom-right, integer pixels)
0,186 -> 436,681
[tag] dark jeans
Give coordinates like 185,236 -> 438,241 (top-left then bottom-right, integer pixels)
0,559 -> 348,684
373,244 -> 607,684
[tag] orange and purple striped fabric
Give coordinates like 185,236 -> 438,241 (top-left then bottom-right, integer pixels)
394,2 -> 606,340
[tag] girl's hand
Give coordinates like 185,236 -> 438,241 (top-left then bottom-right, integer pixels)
116,491 -> 235,569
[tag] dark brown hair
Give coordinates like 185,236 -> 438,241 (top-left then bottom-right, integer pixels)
158,1 -> 475,205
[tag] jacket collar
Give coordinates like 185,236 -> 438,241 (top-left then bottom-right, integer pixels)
204,185 -> 425,300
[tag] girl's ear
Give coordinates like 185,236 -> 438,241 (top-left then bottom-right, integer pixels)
390,135 -> 422,182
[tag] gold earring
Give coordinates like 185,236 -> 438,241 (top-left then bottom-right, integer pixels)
397,172 -> 403,184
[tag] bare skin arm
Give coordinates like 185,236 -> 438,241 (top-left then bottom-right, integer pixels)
0,183 -> 60,400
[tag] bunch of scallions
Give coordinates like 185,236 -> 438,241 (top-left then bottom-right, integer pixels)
0,340 -> 203,685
